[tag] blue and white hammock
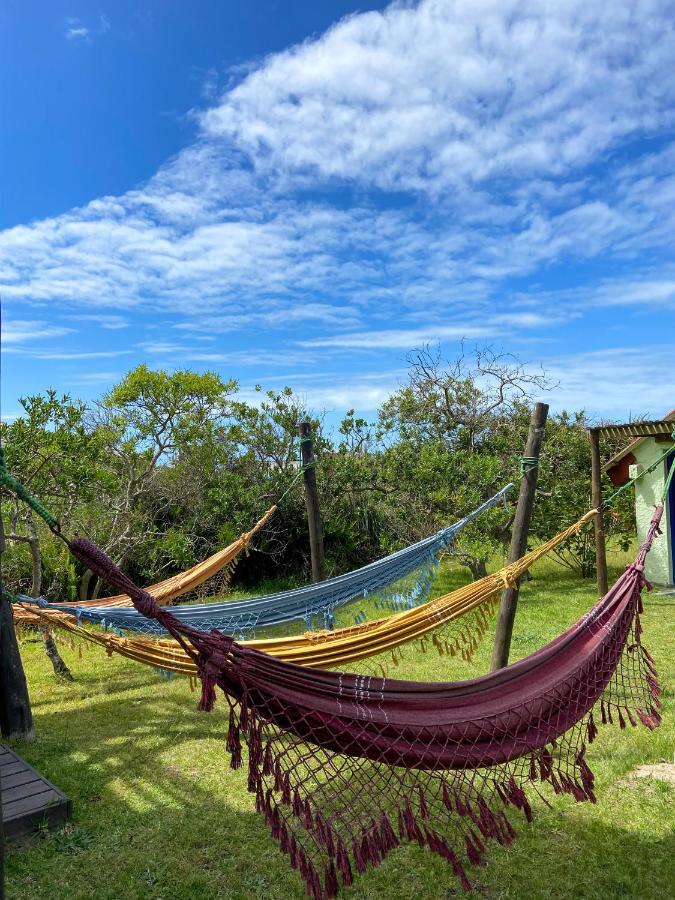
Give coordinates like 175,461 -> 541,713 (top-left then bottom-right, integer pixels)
25,484 -> 513,638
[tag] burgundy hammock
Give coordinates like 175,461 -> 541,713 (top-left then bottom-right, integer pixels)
66,507 -> 664,899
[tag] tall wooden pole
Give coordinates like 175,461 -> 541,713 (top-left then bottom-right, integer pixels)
589,427 -> 608,596
298,421 -> 326,583
0,524 -> 3,898
0,500 -> 34,742
491,402 -> 549,671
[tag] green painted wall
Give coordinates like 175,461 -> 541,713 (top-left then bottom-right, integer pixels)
630,440 -> 674,586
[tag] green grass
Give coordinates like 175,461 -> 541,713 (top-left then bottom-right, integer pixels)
6,546 -> 674,899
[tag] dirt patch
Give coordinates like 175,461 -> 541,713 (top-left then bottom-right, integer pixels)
623,762 -> 675,785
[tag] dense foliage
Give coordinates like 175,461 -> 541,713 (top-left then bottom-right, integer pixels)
1,348 -> 635,602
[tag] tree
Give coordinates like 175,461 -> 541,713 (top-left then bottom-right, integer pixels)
1,391 -> 106,678
375,345 -> 553,577
379,344 -> 552,448
79,365 -> 238,594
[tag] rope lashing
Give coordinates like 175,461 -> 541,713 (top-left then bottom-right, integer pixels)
661,443 -> 675,501
519,456 -> 539,477
276,461 -> 315,506
604,431 -> 675,509
0,447 -> 62,534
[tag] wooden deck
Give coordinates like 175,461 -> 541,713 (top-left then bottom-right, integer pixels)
1,745 -> 72,838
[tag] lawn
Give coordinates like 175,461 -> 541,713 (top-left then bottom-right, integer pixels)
5,545 -> 674,900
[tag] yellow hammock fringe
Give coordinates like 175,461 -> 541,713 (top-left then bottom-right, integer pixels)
13,505 -> 277,624
18,510 -> 597,675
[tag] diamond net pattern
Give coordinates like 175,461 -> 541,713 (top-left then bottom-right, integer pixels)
62,505 -> 663,898
25,486 -> 512,636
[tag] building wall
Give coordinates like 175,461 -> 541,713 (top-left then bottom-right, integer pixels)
631,440 -> 674,585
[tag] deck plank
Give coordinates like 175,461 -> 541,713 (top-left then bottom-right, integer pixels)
1,745 -> 72,838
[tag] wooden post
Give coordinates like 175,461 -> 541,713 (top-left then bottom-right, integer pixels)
0,742 -> 3,900
491,402 -> 549,671
298,421 -> 326,583
589,427 -> 608,596
0,499 -> 34,742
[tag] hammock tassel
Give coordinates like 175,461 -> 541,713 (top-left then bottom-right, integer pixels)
586,712 -> 598,743
352,835 -> 367,874
336,837 -> 353,886
199,675 -> 217,713
226,707 -> 242,769
323,862 -> 339,898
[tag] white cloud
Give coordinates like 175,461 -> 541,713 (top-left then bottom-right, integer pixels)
542,345 -> 675,418
2,319 -> 73,344
300,323 -> 492,350
65,23 -> 90,41
67,313 -> 130,330
65,371 -> 121,385
0,0 -> 673,417
65,13 -> 109,42
236,370 -> 401,414
22,350 -> 133,361
202,0 -> 675,194
137,341 -> 319,367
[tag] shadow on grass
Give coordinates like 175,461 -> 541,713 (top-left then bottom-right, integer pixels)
6,685 -> 307,900
7,679 -> 673,900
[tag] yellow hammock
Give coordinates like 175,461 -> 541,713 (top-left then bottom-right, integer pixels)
14,505 -> 277,624
19,510 -> 597,676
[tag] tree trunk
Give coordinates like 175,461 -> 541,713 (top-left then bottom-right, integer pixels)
0,503 -> 34,741
79,568 -> 93,602
467,557 -> 487,580
26,514 -> 73,681
39,626 -> 73,681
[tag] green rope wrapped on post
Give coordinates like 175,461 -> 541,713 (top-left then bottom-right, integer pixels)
275,462 -> 315,506
661,448 -> 675,501
0,448 -> 61,532
603,432 -> 675,509
519,456 -> 539,477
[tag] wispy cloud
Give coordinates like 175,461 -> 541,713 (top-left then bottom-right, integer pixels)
2,319 -> 73,344
137,341 -> 319,367
65,13 -> 110,42
542,345 -> 675,419
9,349 -> 132,361
67,313 -> 130,330
300,323 -> 492,350
202,0 -> 675,195
2,0 -> 675,419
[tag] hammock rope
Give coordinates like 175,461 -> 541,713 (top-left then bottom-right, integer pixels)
12,504 -> 278,625
13,508 -> 596,679
603,432 -> 675,508
21,485 -> 515,636
19,503 -> 661,898
3,454 -> 669,897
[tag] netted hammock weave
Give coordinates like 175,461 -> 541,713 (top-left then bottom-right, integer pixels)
13,505 -> 278,625
55,504 -> 663,898
22,484 -> 513,637
16,507 -> 597,681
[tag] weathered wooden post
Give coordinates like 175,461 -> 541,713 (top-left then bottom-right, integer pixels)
491,402 -> 549,671
298,421 -> 326,583
0,496 -> 34,742
588,427 -> 609,596
0,749 -> 4,900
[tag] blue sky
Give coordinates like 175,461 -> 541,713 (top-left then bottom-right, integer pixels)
2,0 -> 674,427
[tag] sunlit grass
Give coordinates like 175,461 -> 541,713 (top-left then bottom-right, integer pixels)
6,544 -> 674,899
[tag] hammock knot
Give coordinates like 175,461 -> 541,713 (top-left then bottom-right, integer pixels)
500,571 -> 518,590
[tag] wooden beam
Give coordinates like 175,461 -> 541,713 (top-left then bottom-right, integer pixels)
597,421 -> 674,440
298,422 -> 326,583
589,427 -> 609,596
491,402 -> 549,671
